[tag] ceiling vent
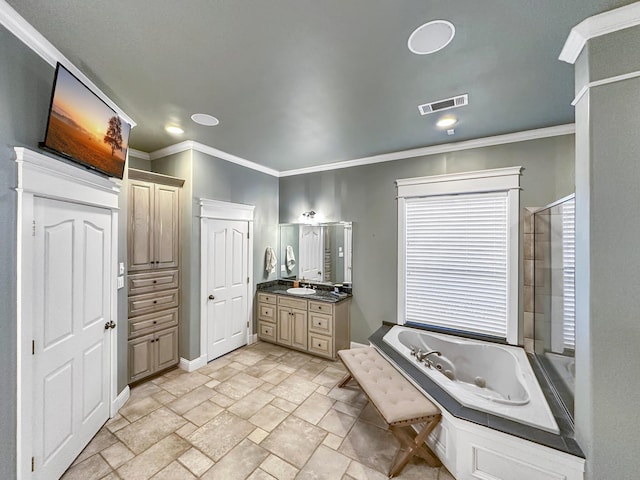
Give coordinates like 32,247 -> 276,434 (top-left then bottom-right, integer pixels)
418,93 -> 468,116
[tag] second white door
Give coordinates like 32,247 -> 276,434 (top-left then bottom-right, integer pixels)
204,219 -> 249,360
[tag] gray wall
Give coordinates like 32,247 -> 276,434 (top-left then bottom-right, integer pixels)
0,25 -> 54,478
573,26 -> 640,480
279,135 -> 575,343
152,150 -> 279,360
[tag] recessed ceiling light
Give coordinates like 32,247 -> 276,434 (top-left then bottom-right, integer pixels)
191,113 -> 220,126
165,125 -> 184,135
408,20 -> 455,55
436,116 -> 457,128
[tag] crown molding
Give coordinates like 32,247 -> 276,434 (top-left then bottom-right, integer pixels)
279,124 -> 575,177
149,140 -> 280,177
128,149 -> 151,160
559,2 -> 640,64
0,0 -> 136,126
139,124 -> 574,178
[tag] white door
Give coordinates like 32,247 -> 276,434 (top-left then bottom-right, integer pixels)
299,225 -> 324,281
32,197 -> 112,479
204,219 -> 249,360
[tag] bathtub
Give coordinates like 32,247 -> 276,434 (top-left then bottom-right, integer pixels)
382,325 -> 559,434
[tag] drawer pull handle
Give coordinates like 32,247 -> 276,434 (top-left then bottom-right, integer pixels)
153,280 -> 157,284
153,321 -> 157,324
153,300 -> 157,304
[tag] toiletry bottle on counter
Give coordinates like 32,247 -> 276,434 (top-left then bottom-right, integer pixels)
293,280 -> 300,288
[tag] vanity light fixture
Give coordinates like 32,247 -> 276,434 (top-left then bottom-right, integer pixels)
165,125 -> 184,135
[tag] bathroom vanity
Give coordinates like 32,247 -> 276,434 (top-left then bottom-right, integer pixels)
256,283 -> 351,359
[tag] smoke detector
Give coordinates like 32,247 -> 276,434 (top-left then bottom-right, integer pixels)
418,94 -> 468,116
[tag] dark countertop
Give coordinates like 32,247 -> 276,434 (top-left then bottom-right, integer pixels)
257,281 -> 352,304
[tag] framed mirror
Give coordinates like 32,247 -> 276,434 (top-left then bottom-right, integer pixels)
279,222 -> 352,285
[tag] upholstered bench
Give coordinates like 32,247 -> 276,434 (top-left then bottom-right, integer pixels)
337,347 -> 442,478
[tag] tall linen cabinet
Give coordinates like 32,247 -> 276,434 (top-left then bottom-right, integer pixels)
127,169 -> 184,383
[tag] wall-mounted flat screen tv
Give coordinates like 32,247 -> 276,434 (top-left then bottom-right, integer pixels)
40,63 -> 131,179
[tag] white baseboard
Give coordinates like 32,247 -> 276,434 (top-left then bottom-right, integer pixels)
350,341 -> 369,349
249,333 -> 258,344
111,385 -> 130,417
179,354 -> 207,372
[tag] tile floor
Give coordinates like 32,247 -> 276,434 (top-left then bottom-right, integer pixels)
62,341 -> 455,480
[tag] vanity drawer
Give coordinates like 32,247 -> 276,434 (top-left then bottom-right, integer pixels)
258,303 -> 276,323
278,296 -> 308,310
309,301 -> 334,315
257,293 -> 277,305
128,289 -> 179,317
129,308 -> 179,338
258,321 -> 276,342
308,311 -> 333,335
308,332 -> 334,358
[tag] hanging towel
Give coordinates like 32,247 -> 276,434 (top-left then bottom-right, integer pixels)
286,245 -> 296,272
265,246 -> 277,274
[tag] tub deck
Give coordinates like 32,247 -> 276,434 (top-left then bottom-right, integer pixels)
369,324 -> 584,458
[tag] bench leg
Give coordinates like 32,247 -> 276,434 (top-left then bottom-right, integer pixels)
388,416 -> 441,478
338,373 -> 353,388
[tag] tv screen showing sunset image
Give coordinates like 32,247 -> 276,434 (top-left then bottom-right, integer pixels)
42,63 -> 130,179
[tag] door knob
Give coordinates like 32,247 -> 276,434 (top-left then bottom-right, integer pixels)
104,320 -> 116,330
208,295 -> 215,300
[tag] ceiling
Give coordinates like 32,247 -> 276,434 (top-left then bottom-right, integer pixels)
6,0 -> 635,172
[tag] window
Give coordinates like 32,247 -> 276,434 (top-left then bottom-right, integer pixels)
397,167 -> 521,344
562,197 -> 576,350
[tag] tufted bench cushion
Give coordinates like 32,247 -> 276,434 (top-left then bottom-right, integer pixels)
337,346 -> 441,478
338,347 -> 439,424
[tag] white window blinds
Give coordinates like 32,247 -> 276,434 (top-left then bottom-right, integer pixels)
562,198 -> 576,350
405,192 -> 509,339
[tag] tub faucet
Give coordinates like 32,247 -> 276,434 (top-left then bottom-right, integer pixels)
417,350 -> 441,367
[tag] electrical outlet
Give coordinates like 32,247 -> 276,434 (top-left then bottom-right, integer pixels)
117,276 -> 125,289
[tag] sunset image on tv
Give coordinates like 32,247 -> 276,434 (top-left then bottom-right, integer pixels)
43,64 -> 131,178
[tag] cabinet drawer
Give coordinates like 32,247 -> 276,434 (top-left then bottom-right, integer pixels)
257,293 -> 277,305
258,321 -> 276,342
278,296 -> 307,310
129,308 -> 179,338
308,332 -> 334,358
128,270 -> 179,295
309,301 -> 334,315
308,311 -> 333,335
258,303 -> 276,323
128,289 -> 179,317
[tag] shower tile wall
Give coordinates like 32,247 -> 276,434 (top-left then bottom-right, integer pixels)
523,208 -> 536,352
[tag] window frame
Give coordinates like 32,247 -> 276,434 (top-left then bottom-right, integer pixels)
396,166 -> 522,345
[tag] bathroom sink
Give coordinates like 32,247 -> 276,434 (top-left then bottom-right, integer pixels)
286,287 -> 316,295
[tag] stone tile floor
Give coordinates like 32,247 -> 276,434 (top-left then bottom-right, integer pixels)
62,341 -> 455,479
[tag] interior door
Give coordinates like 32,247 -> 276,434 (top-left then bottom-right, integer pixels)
204,219 -> 249,360
299,225 -> 324,281
32,197 -> 112,480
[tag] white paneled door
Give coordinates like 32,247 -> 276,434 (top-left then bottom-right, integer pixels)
32,197 -> 112,479
299,225 -> 324,281
204,219 -> 249,360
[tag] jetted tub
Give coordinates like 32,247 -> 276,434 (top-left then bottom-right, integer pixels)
382,325 -> 559,434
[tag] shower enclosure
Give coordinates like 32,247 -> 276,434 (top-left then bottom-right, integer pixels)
533,194 -> 576,418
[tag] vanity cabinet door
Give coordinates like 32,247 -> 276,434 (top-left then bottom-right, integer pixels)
291,308 -> 308,350
128,334 -> 154,383
277,306 -> 293,346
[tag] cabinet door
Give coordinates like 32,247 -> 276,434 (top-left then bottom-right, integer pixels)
128,334 -> 154,382
154,184 -> 180,269
291,308 -> 308,350
277,306 -> 292,346
128,180 -> 155,272
155,327 -> 179,371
